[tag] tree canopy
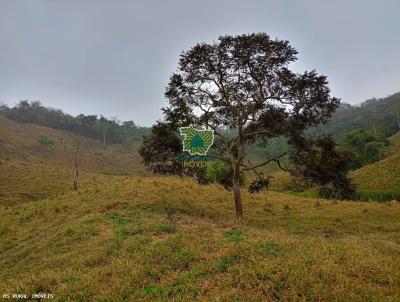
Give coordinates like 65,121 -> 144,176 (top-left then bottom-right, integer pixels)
140,33 -> 353,220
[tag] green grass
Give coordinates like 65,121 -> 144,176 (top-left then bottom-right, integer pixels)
357,189 -> 400,202
38,135 -> 54,146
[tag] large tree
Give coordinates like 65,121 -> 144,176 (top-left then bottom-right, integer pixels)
141,33 -> 343,221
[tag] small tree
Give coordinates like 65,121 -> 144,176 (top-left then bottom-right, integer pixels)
59,137 -> 80,191
139,121 -> 207,184
141,33 -> 344,221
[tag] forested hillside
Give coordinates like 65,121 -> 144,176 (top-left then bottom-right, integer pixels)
0,100 -> 150,145
311,92 -> 400,138
252,92 -> 400,169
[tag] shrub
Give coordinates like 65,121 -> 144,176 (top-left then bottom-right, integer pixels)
205,161 -> 245,190
38,135 -> 54,146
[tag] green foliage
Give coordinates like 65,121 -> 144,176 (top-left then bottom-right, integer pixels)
138,122 -> 207,184
38,135 -> 54,146
247,136 -> 289,162
142,33 -> 340,221
249,92 -> 400,162
215,256 -> 233,272
341,129 -> 390,169
205,161 -> 245,189
248,176 -> 273,193
0,100 -> 149,145
250,240 -> 282,257
290,135 -> 357,200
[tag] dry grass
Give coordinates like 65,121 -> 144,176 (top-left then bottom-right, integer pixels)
1,118 -> 400,300
0,115 -> 145,175
1,171 -> 399,301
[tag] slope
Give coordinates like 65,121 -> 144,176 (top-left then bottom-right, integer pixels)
0,115 -> 146,205
0,115 -> 144,175
350,131 -> 400,193
0,174 -> 399,301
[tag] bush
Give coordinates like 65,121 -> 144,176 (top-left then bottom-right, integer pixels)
38,135 -> 54,146
205,161 -> 245,190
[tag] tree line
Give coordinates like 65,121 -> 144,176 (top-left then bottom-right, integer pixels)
0,100 -> 150,145
311,92 -> 400,139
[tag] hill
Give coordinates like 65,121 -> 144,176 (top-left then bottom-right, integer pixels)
268,131 -> 400,201
311,92 -> 400,139
0,100 -> 150,145
0,115 -> 144,175
0,115 -> 146,206
349,131 -> 400,196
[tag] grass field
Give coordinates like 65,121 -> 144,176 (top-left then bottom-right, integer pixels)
1,166 -> 400,301
1,117 -> 400,301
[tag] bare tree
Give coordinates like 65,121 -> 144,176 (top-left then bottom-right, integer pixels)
59,136 -> 80,191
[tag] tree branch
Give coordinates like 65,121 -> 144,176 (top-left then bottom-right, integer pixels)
241,152 -> 287,171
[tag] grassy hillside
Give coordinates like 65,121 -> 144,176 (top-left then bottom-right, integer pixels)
350,131 -> 400,195
0,115 -> 145,175
267,131 -> 400,200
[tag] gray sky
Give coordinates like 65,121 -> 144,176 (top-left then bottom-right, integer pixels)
0,0 -> 399,126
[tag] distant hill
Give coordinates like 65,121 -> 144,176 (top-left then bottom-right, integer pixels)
0,100 -> 150,145
312,92 -> 400,139
0,115 -> 144,174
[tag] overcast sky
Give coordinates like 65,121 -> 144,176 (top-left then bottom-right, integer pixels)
0,0 -> 399,126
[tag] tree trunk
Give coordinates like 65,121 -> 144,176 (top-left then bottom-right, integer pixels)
232,163 -> 243,221
72,155 -> 79,191
71,142 -> 80,191
233,184 -> 243,221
